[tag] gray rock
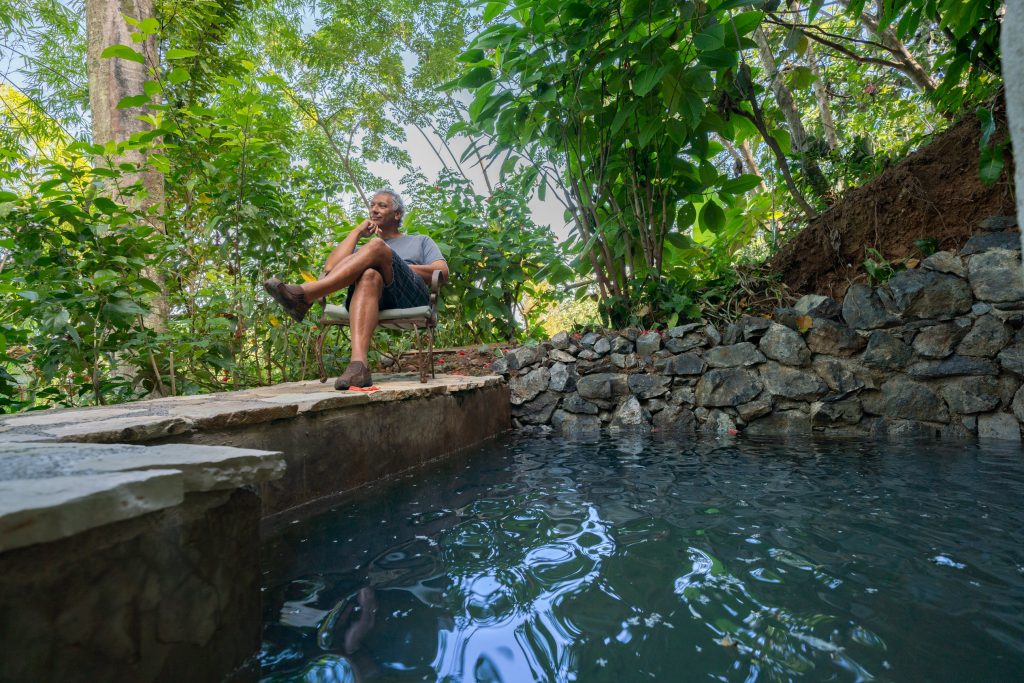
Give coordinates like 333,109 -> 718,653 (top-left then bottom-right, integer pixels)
860,379 -> 949,422
628,374 -> 670,399
811,399 -> 863,426
972,302 -> 994,316
551,410 -> 601,439
550,331 -> 571,350
806,319 -> 867,356
1011,385 -> 1024,423
737,396 -> 773,422
908,356 -> 999,378
610,396 -> 650,430
745,410 -> 812,436
509,367 -> 550,405
562,392 -> 599,414
704,324 -> 722,346
962,232 -> 1021,255
610,353 -> 637,369
957,315 -> 1010,357
611,336 -> 633,354
577,350 -> 599,361
610,374 -> 631,396
636,331 -> 661,356
548,362 -> 578,393
774,307 -> 803,331
921,250 -> 966,277
664,335 -> 704,353
696,368 -> 763,407
700,409 -> 737,434
652,405 -> 696,433
884,419 -> 946,440
998,343 -> 1024,374
812,357 -> 868,394
644,398 -> 668,413
880,270 -> 973,320
491,357 -> 509,375
505,346 -> 539,371
739,315 -> 772,341
593,337 -> 612,355
977,412 -> 1021,442
579,332 -> 601,348
794,294 -> 842,320
654,353 -> 706,376
577,373 -> 616,400
722,322 -> 742,345
979,216 -> 1018,231
912,320 -> 971,358
843,284 -> 897,330
670,386 -> 696,406
938,377 -> 1001,414
759,323 -> 811,366
862,330 -> 913,370
997,374 -> 1022,408
512,390 -> 560,425
969,249 -> 1024,302
667,323 -> 702,338
548,349 -> 577,364
760,361 -> 827,401
704,342 -> 766,368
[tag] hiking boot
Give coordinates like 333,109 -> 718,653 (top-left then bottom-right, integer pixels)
335,361 -> 373,390
264,277 -> 311,322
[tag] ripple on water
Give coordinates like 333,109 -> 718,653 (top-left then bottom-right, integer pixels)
259,434 -> 1024,682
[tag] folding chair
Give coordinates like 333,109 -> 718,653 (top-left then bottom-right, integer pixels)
314,270 -> 442,384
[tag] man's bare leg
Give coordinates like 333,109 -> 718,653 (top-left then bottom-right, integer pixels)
301,238 -> 394,302
348,269 -> 382,364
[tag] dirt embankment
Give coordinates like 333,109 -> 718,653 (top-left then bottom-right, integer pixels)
768,106 -> 1016,299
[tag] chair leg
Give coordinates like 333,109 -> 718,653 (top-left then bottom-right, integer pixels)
428,325 -> 435,380
315,327 -> 329,383
413,325 -> 427,383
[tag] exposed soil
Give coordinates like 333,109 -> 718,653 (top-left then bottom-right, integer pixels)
376,345 -> 504,377
768,105 -> 1016,299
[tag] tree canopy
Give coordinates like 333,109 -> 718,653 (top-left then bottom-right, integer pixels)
0,0 -> 1009,411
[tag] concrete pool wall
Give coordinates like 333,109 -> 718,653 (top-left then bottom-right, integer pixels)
0,374 -> 510,682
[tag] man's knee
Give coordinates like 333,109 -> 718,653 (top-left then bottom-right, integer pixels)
366,237 -> 392,259
355,268 -> 383,290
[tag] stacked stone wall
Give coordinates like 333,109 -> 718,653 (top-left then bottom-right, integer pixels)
497,234 -> 1024,441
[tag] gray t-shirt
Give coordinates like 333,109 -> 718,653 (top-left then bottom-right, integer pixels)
384,234 -> 445,265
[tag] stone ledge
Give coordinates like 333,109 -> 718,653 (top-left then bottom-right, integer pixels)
0,375 -> 501,445
0,442 -> 284,553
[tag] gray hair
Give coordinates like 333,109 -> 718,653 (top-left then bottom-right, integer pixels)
372,188 -> 405,224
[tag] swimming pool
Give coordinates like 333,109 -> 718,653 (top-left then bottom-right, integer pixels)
259,434 -> 1024,681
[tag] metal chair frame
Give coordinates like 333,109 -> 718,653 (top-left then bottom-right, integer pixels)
314,270 -> 442,384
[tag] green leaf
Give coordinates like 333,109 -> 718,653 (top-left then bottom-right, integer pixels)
116,94 -> 150,109
458,49 -> 486,63
979,145 -> 1004,186
633,64 -> 671,97
699,201 -> 725,233
788,65 -> 815,90
459,66 -> 494,89
483,1 -> 507,22
167,67 -> 191,85
143,80 -> 162,97
694,23 -> 725,51
92,197 -> 119,214
100,44 -> 145,64
720,174 -> 763,194
165,48 -> 198,60
139,17 -> 160,35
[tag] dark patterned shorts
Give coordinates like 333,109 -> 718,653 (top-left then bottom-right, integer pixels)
346,250 -> 429,311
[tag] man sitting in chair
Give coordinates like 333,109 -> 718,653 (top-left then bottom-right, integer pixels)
264,189 -> 448,389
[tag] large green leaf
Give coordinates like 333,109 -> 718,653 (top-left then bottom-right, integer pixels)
100,44 -> 144,64
699,201 -> 725,233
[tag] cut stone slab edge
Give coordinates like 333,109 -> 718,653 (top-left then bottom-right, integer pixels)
0,469 -> 185,554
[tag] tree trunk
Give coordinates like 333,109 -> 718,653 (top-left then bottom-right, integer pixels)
86,0 -> 169,333
1003,0 -> 1024,254
805,43 -> 840,150
752,27 -> 830,200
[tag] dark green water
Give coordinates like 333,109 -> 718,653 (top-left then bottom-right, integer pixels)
259,435 -> 1024,682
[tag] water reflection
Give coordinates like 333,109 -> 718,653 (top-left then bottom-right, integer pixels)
260,434 -> 1024,682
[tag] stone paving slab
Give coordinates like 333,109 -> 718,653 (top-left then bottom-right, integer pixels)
0,441 -> 285,553
0,469 -> 185,553
0,374 -> 501,445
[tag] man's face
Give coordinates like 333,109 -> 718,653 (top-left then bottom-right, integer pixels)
369,193 -> 401,228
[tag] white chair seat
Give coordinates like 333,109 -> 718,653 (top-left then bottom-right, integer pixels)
323,304 -> 432,330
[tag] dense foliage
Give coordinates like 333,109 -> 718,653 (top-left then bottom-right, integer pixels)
0,0 -> 1008,411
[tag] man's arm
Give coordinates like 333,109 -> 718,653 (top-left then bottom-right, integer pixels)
323,220 -> 378,275
409,260 -> 449,285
